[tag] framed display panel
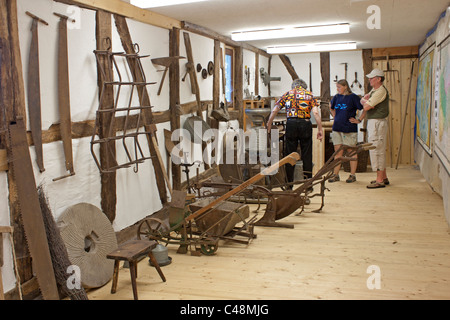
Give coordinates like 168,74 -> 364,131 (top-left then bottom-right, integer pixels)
416,44 -> 435,155
436,35 -> 450,174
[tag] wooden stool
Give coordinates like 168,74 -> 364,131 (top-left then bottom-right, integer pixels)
107,240 -> 166,300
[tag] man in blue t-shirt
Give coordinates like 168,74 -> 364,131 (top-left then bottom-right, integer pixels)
329,80 -> 363,183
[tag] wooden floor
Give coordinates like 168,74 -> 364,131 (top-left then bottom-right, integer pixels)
88,165 -> 450,300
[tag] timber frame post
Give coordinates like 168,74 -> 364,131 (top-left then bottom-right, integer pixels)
234,46 -> 244,129
320,52 -> 331,121
95,10 -> 117,222
0,0 -> 33,289
169,27 -> 182,190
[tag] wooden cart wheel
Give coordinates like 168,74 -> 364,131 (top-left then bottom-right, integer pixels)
200,244 -> 218,256
137,217 -> 169,241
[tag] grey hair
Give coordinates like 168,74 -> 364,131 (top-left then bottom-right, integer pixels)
292,79 -> 308,90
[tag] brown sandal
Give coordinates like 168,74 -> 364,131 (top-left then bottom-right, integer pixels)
370,178 -> 389,185
367,182 -> 385,189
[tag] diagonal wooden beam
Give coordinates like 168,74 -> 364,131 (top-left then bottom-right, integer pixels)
279,54 -> 299,81
114,14 -> 168,204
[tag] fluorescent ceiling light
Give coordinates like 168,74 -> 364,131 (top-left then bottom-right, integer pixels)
232,23 -> 350,42
267,42 -> 357,54
131,0 -> 209,8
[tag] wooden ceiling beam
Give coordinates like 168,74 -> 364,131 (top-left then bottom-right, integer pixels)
53,0 -> 182,30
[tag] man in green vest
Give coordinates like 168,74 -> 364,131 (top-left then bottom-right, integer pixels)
350,69 -> 390,189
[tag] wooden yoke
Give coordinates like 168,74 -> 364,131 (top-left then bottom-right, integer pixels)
185,152 -> 301,222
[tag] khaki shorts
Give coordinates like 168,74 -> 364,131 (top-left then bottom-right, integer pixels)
331,131 -> 358,146
367,118 -> 388,171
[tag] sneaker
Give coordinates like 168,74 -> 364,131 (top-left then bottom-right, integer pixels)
328,174 -> 340,183
346,174 -> 357,183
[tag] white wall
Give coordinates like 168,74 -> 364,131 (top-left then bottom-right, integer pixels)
1,0 -> 280,295
14,0 -> 173,232
330,50 -> 365,97
0,173 -> 15,294
270,50 -> 365,98
0,0 -> 176,294
270,52 -> 321,98
258,54 -> 270,98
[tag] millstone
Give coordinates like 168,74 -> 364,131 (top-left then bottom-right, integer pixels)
57,203 -> 118,289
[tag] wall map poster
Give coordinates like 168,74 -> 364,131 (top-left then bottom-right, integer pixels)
416,46 -> 435,154
437,36 -> 450,173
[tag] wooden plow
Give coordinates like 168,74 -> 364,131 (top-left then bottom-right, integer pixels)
137,153 -> 300,255
198,143 -> 376,229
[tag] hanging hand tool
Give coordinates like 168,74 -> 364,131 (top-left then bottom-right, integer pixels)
25,12 -> 48,173
181,62 -> 193,82
149,124 -> 173,197
340,62 -> 348,80
151,56 -> 185,96
53,13 -> 76,182
396,60 -> 416,170
351,72 -> 362,89
8,117 -> 59,300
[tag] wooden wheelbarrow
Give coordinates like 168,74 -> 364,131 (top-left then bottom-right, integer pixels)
137,153 -> 300,255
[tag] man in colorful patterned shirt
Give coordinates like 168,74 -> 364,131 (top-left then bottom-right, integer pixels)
267,79 -> 323,187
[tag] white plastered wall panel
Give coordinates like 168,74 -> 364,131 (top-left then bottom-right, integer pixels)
110,18 -> 171,230
13,0 -> 172,233
330,50 -> 364,97
15,0 -> 102,225
178,31 -> 215,174
258,54 -> 270,99
18,0 -> 99,129
269,53 -> 321,99
111,17 -> 170,113
0,173 -> 15,294
179,31 -> 214,103
243,49 -> 256,99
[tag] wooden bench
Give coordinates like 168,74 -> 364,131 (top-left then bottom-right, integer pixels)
107,240 -> 166,300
